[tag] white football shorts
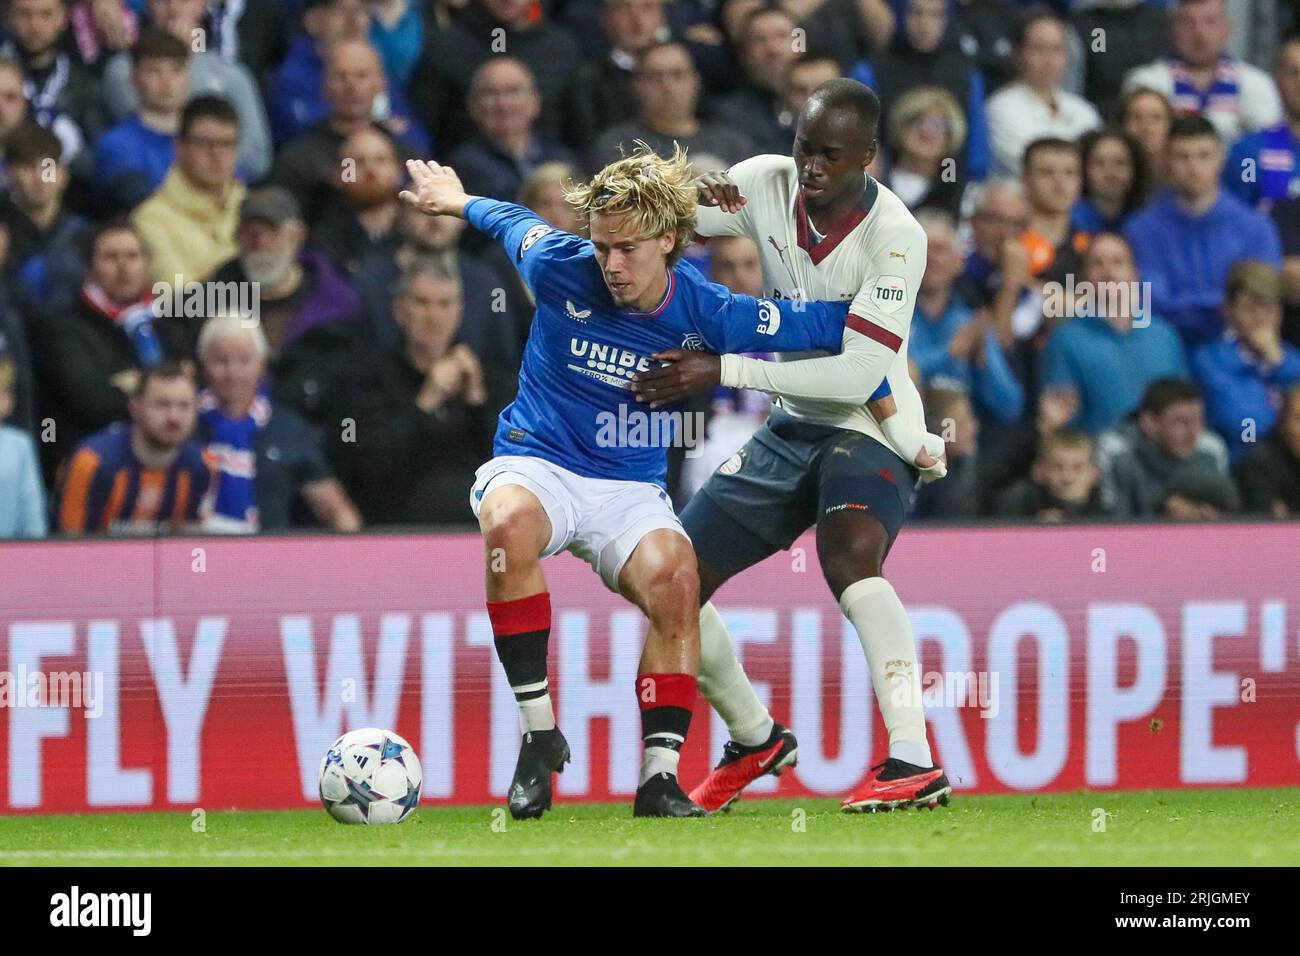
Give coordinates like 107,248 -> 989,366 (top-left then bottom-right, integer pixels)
469,455 -> 688,591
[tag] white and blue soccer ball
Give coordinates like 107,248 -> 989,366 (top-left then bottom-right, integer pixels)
318,728 -> 423,825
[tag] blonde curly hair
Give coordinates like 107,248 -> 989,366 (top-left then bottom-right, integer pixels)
563,142 -> 698,265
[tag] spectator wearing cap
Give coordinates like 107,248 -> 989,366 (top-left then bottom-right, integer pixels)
984,7 -> 1099,177
1095,377 -> 1230,518
1125,116 -> 1282,346
409,0 -> 585,153
590,42 -> 752,172
1123,0 -> 1281,146
132,94 -> 246,287
207,186 -> 367,423
1235,383 -> 1300,517
1223,36 -> 1300,212
323,259 -> 505,526
310,126 -> 403,278
909,209 -> 1024,427
194,313 -> 361,533
271,38 -> 421,227
855,0 -> 990,182
1190,261 -> 1300,462
92,28 -> 191,215
32,219 -> 194,483
878,85 -> 969,220
1039,233 -> 1187,436
102,0 -> 272,181
447,58 -> 576,205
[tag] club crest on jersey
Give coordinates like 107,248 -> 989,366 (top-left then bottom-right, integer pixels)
566,300 -> 591,322
719,451 -> 744,475
520,224 -> 551,256
568,337 -> 653,387
681,332 -> 704,351
873,274 -> 908,312
756,298 -> 781,335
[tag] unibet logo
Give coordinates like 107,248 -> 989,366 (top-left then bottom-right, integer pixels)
568,337 -> 653,386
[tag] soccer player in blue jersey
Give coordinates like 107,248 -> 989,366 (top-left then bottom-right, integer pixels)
399,150 -> 852,818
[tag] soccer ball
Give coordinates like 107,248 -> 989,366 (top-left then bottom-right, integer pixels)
318,728 -> 423,825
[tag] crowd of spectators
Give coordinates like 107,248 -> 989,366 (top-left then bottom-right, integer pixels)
1,0 -> 1299,540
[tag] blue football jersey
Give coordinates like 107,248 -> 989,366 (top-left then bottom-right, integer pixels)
465,198 -> 850,484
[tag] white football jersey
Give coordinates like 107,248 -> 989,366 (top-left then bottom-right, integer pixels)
695,154 -> 929,454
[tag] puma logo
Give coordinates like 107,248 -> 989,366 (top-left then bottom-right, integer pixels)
889,249 -> 908,264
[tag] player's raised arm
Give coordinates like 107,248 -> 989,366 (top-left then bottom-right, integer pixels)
690,155 -> 782,238
399,159 -> 580,294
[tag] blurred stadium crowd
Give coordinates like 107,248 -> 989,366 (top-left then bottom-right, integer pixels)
0,0 -> 1299,538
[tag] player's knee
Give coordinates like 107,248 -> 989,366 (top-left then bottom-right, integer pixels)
641,561 -> 701,629
479,498 -> 546,573
818,526 -> 887,598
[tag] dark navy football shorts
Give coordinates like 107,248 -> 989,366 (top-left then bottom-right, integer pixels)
681,406 -> 918,581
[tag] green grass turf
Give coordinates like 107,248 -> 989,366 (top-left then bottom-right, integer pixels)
1,789 -> 1297,866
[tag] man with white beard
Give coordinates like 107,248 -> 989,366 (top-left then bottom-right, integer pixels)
208,186 -> 368,422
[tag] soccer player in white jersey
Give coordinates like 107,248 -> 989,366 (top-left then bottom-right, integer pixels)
632,79 -> 953,813
399,150 -> 855,819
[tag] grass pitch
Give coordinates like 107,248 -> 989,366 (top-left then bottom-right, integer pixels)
1,788 -> 1297,866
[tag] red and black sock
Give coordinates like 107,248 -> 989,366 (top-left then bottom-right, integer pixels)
487,592 -> 554,732
636,672 -> 697,785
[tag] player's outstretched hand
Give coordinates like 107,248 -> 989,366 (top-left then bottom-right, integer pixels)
399,159 -> 472,219
631,349 -> 722,407
693,170 -> 746,214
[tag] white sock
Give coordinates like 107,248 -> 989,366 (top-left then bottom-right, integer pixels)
639,745 -> 681,786
839,578 -> 933,768
514,681 -> 556,734
697,602 -> 774,747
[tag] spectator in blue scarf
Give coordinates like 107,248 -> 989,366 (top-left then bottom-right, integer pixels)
195,313 -> 361,532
